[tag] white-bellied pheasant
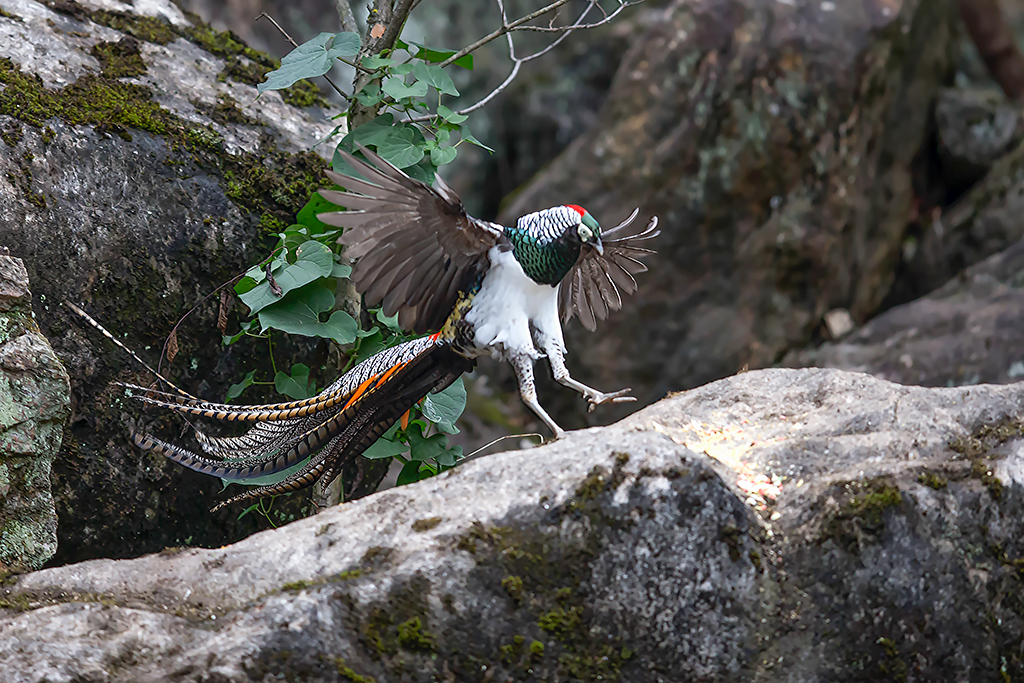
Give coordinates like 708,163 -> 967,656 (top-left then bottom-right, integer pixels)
86,146 -> 658,509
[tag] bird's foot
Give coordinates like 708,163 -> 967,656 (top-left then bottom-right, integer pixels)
585,387 -> 635,413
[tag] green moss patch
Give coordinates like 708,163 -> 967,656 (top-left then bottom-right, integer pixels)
40,0 -> 328,108
410,516 -> 441,532
820,478 -> 903,552
446,462 -> 638,681
90,37 -> 147,78
918,470 -> 948,490
948,418 -> 1021,500
0,54 -> 330,230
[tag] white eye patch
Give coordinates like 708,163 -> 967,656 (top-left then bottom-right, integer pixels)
577,224 -> 594,241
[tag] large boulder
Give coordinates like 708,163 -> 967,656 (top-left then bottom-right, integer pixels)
0,255 -> 70,574
499,0 -> 961,428
788,237 -> 1024,386
0,0 -> 340,564
1,368 -> 1023,681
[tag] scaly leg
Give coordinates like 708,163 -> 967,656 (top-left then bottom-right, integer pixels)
544,343 -> 635,413
511,354 -> 566,439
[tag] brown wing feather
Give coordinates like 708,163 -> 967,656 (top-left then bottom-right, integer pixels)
318,145 -> 501,334
559,210 -> 660,331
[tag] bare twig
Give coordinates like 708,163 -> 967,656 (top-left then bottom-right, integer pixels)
409,0 -> 641,123
255,12 -> 351,100
438,0 -> 574,68
457,433 -> 545,465
333,0 -> 359,35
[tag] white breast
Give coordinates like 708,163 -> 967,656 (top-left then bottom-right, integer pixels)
465,247 -> 564,360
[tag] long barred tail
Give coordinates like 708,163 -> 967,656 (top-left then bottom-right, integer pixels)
132,334 -> 472,509
68,300 -> 474,510
206,340 -> 472,511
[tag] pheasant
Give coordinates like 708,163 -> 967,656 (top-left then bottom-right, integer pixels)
95,146 -> 658,510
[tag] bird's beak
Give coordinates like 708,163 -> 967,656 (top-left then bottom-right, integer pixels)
592,239 -> 604,256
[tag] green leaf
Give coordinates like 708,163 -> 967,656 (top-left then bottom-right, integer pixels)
396,460 -> 437,486
376,126 -> 425,169
239,241 -> 334,315
224,455 -> 312,487
381,76 -> 429,101
403,158 -> 437,184
421,377 -> 465,434
436,104 -> 467,124
362,436 -> 409,460
430,145 -> 457,167
296,193 -> 342,235
435,445 -> 462,468
399,40 -> 473,70
391,63 -> 415,76
354,83 -> 383,107
331,261 -> 352,279
274,363 -> 313,400
222,329 -> 246,346
375,308 -> 402,330
226,370 -> 255,400
330,31 -> 361,57
361,55 -> 398,70
258,32 -> 355,95
322,310 -> 358,345
257,284 -> 334,336
352,329 -> 386,364
345,113 -> 396,148
460,127 -> 494,153
408,424 -> 449,462
412,62 -> 459,96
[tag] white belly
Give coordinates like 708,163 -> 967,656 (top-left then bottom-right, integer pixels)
465,247 -> 564,359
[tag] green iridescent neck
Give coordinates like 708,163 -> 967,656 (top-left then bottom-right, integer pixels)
504,228 -> 579,285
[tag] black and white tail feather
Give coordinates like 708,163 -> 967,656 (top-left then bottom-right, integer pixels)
66,303 -> 470,511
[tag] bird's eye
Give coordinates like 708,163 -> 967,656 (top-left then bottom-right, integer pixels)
577,225 -> 593,241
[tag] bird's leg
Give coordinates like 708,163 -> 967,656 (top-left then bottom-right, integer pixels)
511,354 -> 566,439
543,343 -> 635,413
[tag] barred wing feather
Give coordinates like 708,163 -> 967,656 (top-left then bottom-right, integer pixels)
318,145 -> 502,334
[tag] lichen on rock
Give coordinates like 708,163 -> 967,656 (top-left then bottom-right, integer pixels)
0,255 -> 70,574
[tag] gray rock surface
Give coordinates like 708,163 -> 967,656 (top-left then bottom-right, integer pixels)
2,368 -> 1023,681
788,238 -> 1024,387
0,0 -> 341,563
0,255 -> 70,574
498,0 -> 961,430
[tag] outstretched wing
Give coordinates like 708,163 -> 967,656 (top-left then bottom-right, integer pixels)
558,209 -> 660,331
318,145 -> 502,334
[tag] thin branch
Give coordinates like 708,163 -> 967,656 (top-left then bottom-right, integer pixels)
255,12 -> 351,99
333,0 -> 359,35
409,0 -> 640,123
457,433 -> 545,465
438,0 -> 574,68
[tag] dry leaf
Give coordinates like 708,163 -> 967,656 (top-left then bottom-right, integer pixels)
266,262 -> 283,297
166,329 -> 179,364
218,289 -> 230,334
370,23 -> 385,39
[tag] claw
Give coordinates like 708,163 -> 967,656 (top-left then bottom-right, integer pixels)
585,387 -> 635,413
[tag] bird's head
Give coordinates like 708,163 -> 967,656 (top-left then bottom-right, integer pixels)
566,205 -> 604,255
